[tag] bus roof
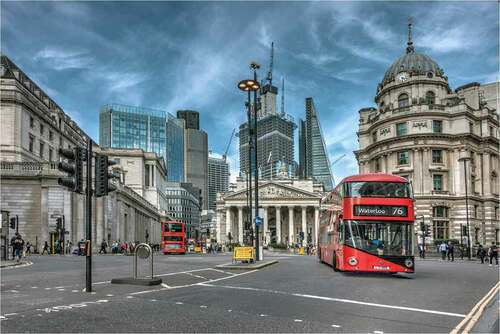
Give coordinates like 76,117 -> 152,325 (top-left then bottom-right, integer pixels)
341,173 -> 409,183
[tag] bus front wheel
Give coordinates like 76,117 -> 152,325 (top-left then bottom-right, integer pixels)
332,252 -> 339,272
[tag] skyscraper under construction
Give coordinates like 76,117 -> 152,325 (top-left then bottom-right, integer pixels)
238,43 -> 296,179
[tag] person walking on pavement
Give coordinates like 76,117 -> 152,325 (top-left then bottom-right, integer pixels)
41,241 -> 50,255
13,234 -> 24,262
447,241 -> 455,262
439,242 -> 448,260
477,244 -> 486,264
99,239 -> 108,254
488,242 -> 498,266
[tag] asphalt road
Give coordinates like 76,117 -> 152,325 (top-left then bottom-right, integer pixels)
1,252 -> 498,333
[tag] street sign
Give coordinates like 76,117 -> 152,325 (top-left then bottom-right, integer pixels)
255,216 -> 262,226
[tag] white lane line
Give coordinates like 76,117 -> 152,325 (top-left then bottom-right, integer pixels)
151,299 -> 157,302
106,294 -> 114,297
44,288 -> 51,290
260,314 -> 268,317
198,284 -> 466,318
72,290 -> 78,293
31,287 -> 38,289
4,313 -> 18,316
228,309 -> 232,312
209,268 -> 236,276
57,289 -> 65,291
374,331 -> 384,334
185,272 -> 207,280
126,296 -> 134,299
331,324 -> 341,328
54,286 -> 66,289
156,268 -> 214,277
175,302 -> 183,305
8,290 -> 19,293
200,305 -> 207,308
294,319 -> 303,322
92,281 -> 111,285
161,283 -> 171,289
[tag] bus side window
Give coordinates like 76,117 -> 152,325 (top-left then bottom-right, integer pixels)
338,219 -> 344,244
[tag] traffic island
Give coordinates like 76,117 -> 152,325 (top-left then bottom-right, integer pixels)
111,277 -> 162,286
216,259 -> 279,270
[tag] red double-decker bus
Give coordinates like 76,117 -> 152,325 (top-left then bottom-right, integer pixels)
161,221 -> 186,255
318,173 -> 415,273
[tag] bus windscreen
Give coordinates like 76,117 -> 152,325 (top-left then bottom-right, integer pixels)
164,224 -> 183,232
345,182 -> 412,198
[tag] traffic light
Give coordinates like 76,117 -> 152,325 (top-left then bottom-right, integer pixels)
56,217 -> 62,231
461,225 -> 467,237
9,217 -> 15,229
58,147 -> 83,193
299,231 -> 305,241
94,155 -> 119,197
424,225 -> 431,237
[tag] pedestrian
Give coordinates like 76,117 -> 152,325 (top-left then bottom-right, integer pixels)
41,241 -> 50,255
447,241 -> 455,262
13,234 -> 24,262
25,241 -> 32,256
99,239 -> 108,254
477,244 -> 486,264
488,242 -> 498,266
439,242 -> 447,260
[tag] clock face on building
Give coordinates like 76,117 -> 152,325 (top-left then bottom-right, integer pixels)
398,72 -> 408,82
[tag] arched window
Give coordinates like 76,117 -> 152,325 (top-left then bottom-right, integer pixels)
398,93 -> 409,108
426,91 -> 435,105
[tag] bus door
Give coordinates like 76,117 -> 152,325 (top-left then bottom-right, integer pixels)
336,218 -> 345,268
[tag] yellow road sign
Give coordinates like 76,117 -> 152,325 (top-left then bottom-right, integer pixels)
233,246 -> 254,261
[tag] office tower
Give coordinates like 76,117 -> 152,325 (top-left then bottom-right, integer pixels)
99,104 -> 185,182
208,155 -> 229,211
176,110 -> 208,209
299,97 -> 333,191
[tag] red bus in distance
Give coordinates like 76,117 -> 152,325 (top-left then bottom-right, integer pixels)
318,173 -> 415,273
161,221 -> 186,255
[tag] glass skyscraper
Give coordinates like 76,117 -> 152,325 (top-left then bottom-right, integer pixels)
99,104 -> 185,182
299,97 -> 333,191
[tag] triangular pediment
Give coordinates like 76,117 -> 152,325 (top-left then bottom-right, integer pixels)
223,181 -> 321,200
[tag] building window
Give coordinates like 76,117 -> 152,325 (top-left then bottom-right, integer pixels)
474,205 -> 478,218
396,122 -> 407,136
426,91 -> 435,105
433,206 -> 449,239
49,131 -> 53,141
469,122 -> 474,134
490,126 -> 494,137
433,120 -> 443,133
398,93 -> 409,108
39,142 -> 44,159
375,158 -> 381,172
433,174 -> 443,191
432,149 -> 443,164
151,167 -> 155,187
49,148 -> 53,162
145,165 -> 150,187
40,124 -> 44,136
29,135 -> 34,153
372,131 -> 377,143
30,117 -> 34,129
398,151 -> 409,165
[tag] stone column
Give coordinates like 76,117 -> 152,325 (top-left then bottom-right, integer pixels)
288,206 -> 294,246
314,206 -> 319,246
40,186 -> 49,246
483,152 -> 491,195
263,206 -> 268,246
276,206 -> 281,244
301,206 -> 307,244
226,207 -> 232,242
238,206 -> 243,244
216,210 -> 221,242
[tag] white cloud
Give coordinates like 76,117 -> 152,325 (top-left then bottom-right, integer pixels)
295,53 -> 341,67
34,47 -> 94,70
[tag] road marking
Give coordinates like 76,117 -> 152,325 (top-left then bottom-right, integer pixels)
92,281 -> 111,285
185,272 -> 207,280
8,290 -> 19,293
294,319 -> 303,322
106,294 -> 114,297
450,281 -> 500,334
31,287 -> 38,289
200,305 -> 207,308
54,286 -> 66,289
72,290 -> 78,293
175,302 -> 184,305
209,268 -> 235,276
57,289 -> 65,291
260,314 -> 268,317
228,309 -> 232,312
199,284 -> 466,318
331,324 -> 341,328
151,299 -> 157,302
374,331 -> 384,334
4,313 -> 18,316
45,288 -> 51,290
126,296 -> 134,299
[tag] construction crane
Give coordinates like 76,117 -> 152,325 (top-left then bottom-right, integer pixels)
222,128 -> 236,162
266,42 -> 274,86
280,77 -> 285,115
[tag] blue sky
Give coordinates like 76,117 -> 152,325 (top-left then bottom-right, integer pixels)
2,1 -> 498,182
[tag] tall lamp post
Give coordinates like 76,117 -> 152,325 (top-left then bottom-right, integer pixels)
458,156 -> 472,260
238,70 -> 260,259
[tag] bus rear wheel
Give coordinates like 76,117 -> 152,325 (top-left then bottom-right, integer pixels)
332,252 -> 339,272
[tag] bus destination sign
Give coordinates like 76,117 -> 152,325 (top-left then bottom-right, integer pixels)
354,205 -> 407,217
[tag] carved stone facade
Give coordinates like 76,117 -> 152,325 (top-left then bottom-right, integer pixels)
215,177 -> 324,246
355,25 -> 499,246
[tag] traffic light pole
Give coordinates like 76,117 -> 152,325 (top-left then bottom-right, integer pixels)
253,68 -> 260,262
86,139 -> 93,292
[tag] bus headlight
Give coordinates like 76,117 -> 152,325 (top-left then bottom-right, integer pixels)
348,257 -> 358,266
405,259 -> 413,267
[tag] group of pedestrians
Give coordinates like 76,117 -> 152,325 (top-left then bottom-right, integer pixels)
438,241 -> 456,261
476,242 -> 498,266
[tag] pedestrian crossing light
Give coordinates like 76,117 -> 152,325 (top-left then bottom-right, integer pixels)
94,155 -> 119,197
56,217 -> 62,231
9,217 -> 15,229
58,147 -> 84,193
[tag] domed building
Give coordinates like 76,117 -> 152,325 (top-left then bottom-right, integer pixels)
355,20 -> 499,248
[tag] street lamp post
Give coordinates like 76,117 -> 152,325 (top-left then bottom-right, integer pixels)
238,73 -> 260,259
250,62 -> 261,261
459,156 -> 472,260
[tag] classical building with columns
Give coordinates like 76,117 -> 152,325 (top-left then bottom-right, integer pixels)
215,168 -> 324,246
355,22 -> 499,245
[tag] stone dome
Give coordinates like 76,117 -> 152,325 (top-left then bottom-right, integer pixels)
381,52 -> 443,85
